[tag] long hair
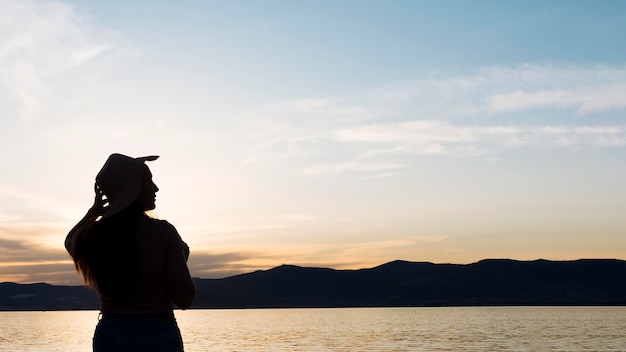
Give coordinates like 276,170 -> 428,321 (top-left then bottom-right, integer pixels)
72,205 -> 146,297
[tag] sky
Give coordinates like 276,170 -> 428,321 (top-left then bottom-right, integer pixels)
1,0 -> 625,285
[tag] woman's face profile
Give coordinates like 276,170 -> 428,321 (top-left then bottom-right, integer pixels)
137,166 -> 159,211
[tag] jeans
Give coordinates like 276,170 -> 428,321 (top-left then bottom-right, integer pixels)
93,313 -> 184,352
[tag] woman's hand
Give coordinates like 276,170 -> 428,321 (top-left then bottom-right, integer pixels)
183,242 -> 190,262
87,183 -> 106,217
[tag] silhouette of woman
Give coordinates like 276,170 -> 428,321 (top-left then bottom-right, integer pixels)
65,153 -> 195,352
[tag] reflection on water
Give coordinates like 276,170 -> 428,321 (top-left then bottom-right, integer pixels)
1,307 -> 625,351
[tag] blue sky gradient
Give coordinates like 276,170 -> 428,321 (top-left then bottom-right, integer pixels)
1,0 -> 625,284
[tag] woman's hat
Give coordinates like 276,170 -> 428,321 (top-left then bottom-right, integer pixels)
96,153 -> 159,219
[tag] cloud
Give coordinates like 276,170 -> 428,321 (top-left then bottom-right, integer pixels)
303,161 -> 404,176
183,212 -> 317,237
490,86 -> 626,114
0,0 -> 135,120
0,184 -> 79,221
0,231 -> 280,283
0,230 -> 292,283
483,65 -> 626,114
0,233 -> 67,263
268,237 -> 451,271
335,121 -> 626,155
363,64 -> 626,117
361,172 -> 399,180
233,64 -> 626,180
0,262 -> 77,284
187,251 -> 271,279
240,97 -> 377,164
0,237 -> 30,251
0,210 -> 22,223
0,235 -> 76,284
241,64 -> 626,176
335,120 -> 482,144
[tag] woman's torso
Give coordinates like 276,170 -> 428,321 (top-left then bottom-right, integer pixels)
100,217 -> 175,315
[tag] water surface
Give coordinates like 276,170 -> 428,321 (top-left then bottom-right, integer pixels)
1,307 -> 624,351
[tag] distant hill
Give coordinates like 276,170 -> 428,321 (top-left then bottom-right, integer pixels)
2,259 -> 626,310
0,282 -> 98,310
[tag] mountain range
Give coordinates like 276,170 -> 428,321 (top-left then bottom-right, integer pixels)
2,259 -> 625,310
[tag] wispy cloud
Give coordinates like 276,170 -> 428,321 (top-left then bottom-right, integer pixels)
0,0 -> 135,120
240,64 -> 626,176
490,86 -> 626,114
303,161 -> 404,176
0,184 -> 80,221
0,235 -> 79,283
181,212 -> 317,238
363,64 -> 626,117
484,65 -> 626,114
336,121 -> 626,156
271,236 -> 451,271
187,250 -> 272,279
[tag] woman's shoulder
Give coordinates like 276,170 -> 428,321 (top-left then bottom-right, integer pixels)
146,217 -> 176,231
145,218 -> 187,255
141,217 -> 180,239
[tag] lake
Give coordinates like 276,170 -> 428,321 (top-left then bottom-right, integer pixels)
1,307 -> 625,351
